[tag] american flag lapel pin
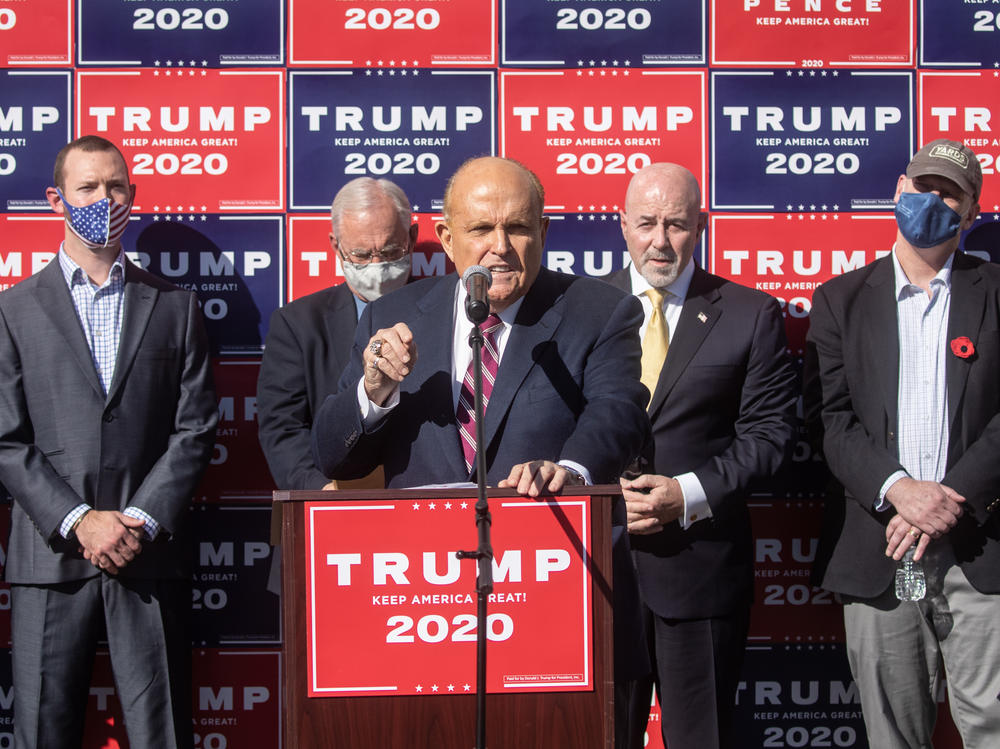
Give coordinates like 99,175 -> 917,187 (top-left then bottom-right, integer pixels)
697,312 -> 708,323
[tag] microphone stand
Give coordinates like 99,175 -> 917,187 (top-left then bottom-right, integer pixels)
456,311 -> 493,749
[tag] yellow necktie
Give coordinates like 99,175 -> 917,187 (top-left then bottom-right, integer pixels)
641,288 -> 669,404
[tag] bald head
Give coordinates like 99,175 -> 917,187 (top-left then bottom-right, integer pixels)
442,157 -> 545,222
620,163 -> 706,289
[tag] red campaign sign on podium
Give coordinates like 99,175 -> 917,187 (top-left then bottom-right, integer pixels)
918,71 -> 1000,213
75,69 -> 285,212
1,0 -> 72,66
305,496 -> 593,697
710,0 -> 914,68
288,0 -> 495,66
0,215 -> 63,291
501,69 -> 707,212
708,213 -> 895,354
285,213 -> 449,303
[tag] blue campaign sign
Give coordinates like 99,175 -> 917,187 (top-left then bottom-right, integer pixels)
962,212 -> 1000,264
0,71 -> 72,212
920,0 -> 1000,68
711,70 -> 914,211
542,211 -> 707,278
122,215 -> 283,354
77,0 -> 284,66
289,70 -> 496,211
501,0 -> 705,67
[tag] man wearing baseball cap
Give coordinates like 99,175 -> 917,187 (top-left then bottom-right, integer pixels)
806,139 -> 1000,747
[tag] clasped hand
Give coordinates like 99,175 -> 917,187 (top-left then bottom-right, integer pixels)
364,323 -> 418,406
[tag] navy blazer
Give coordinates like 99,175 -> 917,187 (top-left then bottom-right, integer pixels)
312,267 -> 649,488
807,252 -> 1000,597
257,282 -> 358,490
608,266 -> 798,619
0,258 -> 218,583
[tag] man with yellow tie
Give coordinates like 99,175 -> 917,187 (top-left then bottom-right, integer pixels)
606,163 -> 798,749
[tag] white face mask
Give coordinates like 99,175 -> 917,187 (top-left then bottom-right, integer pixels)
341,255 -> 412,301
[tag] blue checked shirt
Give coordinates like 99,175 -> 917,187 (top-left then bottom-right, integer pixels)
877,250 -> 953,506
56,246 -> 160,541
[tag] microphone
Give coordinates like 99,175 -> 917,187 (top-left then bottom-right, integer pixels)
462,265 -> 493,324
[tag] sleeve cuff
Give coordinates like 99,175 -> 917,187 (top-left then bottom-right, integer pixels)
876,470 -> 909,512
557,460 -> 592,486
357,376 -> 399,432
675,472 -> 712,530
60,504 -> 92,539
123,506 -> 159,541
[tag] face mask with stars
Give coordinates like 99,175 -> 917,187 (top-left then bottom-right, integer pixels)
56,188 -> 134,249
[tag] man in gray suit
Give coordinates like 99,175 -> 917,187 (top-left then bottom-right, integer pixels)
0,135 -> 218,748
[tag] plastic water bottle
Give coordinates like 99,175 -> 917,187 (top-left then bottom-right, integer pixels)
895,547 -> 926,601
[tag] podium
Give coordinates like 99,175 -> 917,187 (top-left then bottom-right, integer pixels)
275,485 -> 620,748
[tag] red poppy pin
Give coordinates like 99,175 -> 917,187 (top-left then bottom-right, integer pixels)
950,336 -> 975,359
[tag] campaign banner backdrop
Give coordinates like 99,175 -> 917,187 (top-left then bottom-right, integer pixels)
501,70 -> 707,211
711,70 -> 913,210
919,0 -> 1000,68
0,215 -> 63,291
76,0 -> 283,67
0,0 -> 72,66
918,71 -> 1000,213
305,496 -> 593,697
285,213 -> 449,302
82,649 -> 283,748
0,505 -> 10,649
711,0 -> 914,68
0,70 -> 72,211
76,69 -> 285,212
289,70 -> 495,212
288,0 -> 494,67
500,0 -> 704,67
192,505 -> 280,645
708,213 -> 896,353
962,211 -> 1000,262
124,215 -> 283,354
198,359 -> 275,500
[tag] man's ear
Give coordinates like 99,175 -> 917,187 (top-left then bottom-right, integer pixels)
435,220 -> 454,262
46,187 -> 64,214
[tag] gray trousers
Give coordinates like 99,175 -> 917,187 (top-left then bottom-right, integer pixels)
844,557 -> 1000,749
12,575 -> 192,749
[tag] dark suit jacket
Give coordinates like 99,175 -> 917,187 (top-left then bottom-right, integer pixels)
0,257 -> 218,583
806,252 -> 1000,597
257,283 -> 357,490
312,267 -> 649,488
608,266 -> 798,619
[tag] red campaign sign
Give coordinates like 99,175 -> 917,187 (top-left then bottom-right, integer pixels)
75,69 -> 285,212
196,358 -> 275,503
708,213 -> 895,354
710,0 -> 914,67
285,213 -> 450,302
288,0 -> 494,66
919,71 -> 1000,214
83,648 -> 282,748
501,70 -> 707,212
747,500 -> 846,644
0,215 -> 63,291
305,496 -> 593,697
0,0 -> 72,66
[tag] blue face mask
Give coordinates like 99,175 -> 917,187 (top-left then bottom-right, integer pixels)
894,190 -> 962,249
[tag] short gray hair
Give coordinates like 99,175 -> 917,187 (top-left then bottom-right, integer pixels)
330,177 -> 412,238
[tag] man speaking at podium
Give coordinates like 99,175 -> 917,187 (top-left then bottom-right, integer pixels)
311,156 -> 650,739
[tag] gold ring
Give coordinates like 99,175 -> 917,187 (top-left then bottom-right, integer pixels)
908,527 -> 920,538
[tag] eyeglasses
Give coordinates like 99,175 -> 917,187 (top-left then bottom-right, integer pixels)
345,245 -> 409,263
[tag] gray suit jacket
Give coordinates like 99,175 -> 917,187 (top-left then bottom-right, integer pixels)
0,257 -> 218,583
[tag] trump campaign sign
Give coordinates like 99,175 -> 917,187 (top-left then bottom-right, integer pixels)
305,495 -> 594,697
501,0 -> 704,66
501,69 -> 706,211
1,0 -> 72,66
76,69 -> 285,212
711,70 -> 913,210
0,215 -> 63,290
711,0 -> 913,67
920,0 -> 1000,68
708,213 -> 896,352
285,213 -> 447,302
0,70 -> 72,211
289,70 -> 495,212
76,0 -> 284,66
123,215 -> 283,354
918,71 -> 1000,213
288,0 -> 494,66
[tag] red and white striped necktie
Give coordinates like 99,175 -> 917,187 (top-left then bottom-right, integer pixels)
456,313 -> 503,475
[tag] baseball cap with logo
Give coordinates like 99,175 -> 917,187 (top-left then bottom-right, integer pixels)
906,139 -> 983,202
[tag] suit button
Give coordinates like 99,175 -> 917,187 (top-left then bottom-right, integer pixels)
103,413 -> 115,423
888,431 -> 895,441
